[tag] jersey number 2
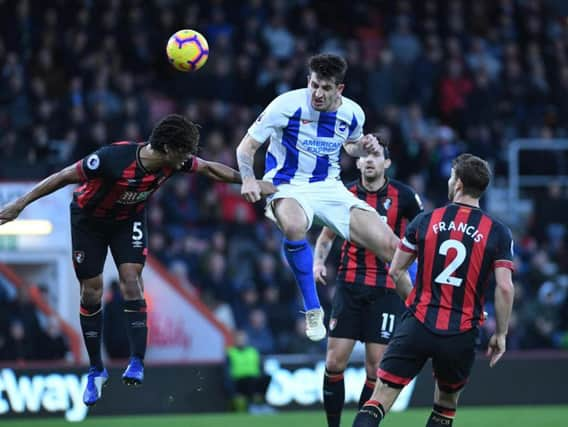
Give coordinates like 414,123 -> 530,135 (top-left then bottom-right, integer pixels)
434,239 -> 466,287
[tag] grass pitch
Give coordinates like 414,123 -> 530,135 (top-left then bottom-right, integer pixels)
2,406 -> 567,427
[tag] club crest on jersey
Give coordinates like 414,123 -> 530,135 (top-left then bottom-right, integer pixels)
337,121 -> 347,132
329,318 -> 337,331
86,154 -> 100,170
73,251 -> 85,264
383,198 -> 392,210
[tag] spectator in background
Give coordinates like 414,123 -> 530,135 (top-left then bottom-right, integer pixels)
225,330 -> 272,413
245,308 -> 275,355
37,316 -> 69,360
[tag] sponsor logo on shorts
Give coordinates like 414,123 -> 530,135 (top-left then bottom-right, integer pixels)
73,251 -> 85,264
329,318 -> 337,331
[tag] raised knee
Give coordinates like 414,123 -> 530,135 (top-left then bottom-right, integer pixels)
281,223 -> 307,241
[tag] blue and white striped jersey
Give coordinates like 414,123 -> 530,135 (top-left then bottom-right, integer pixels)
248,88 -> 365,185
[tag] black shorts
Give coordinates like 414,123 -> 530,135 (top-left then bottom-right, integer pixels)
329,284 -> 405,344
70,207 -> 148,280
378,311 -> 478,393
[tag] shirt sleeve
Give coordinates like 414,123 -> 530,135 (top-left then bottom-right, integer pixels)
76,146 -> 112,181
347,105 -> 365,142
494,224 -> 515,271
247,96 -> 290,143
180,156 -> 199,173
399,213 -> 423,254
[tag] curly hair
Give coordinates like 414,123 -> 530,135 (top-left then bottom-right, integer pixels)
149,114 -> 200,154
308,53 -> 348,84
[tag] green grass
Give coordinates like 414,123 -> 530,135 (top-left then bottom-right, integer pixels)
3,406 -> 568,427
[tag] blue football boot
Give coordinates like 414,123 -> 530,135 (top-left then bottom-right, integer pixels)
83,367 -> 109,406
122,356 -> 144,385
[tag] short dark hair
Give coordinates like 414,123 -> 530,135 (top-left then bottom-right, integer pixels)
308,53 -> 348,84
452,153 -> 491,198
373,132 -> 390,159
149,114 -> 200,154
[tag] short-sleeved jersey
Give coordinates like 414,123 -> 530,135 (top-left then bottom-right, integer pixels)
337,178 -> 423,289
71,141 -> 197,220
248,88 -> 365,185
400,202 -> 515,335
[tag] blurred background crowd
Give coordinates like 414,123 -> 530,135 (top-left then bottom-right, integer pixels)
1,0 -> 567,362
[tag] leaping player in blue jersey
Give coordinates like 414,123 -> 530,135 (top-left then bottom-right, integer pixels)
236,53 -> 413,341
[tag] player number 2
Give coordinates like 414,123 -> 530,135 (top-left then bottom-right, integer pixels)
132,221 -> 143,241
381,313 -> 395,334
434,239 -> 466,287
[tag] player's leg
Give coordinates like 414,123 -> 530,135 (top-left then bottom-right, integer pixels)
324,337 -> 356,427
353,313 -> 427,427
71,210 -> 110,406
428,328 -> 477,426
110,213 -> 148,385
349,208 -> 398,263
425,384 -> 461,427
323,284 -> 361,426
272,196 -> 324,340
360,343 -> 385,408
117,262 -> 147,385
360,290 -> 406,408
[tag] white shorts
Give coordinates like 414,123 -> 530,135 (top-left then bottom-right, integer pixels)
265,180 -> 375,240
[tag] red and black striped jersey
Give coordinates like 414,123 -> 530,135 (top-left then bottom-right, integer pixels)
399,202 -> 515,335
71,141 -> 198,220
337,178 -> 423,289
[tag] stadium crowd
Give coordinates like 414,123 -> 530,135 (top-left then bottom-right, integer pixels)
0,0 -> 567,360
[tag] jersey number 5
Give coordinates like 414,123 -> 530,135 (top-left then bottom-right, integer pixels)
434,239 -> 466,287
132,221 -> 144,241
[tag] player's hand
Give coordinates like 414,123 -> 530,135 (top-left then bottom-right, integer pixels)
241,177 -> 262,203
486,333 -> 506,367
257,181 -> 278,197
314,263 -> 327,285
0,200 -> 24,225
361,133 -> 380,155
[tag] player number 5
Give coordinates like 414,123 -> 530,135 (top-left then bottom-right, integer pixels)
132,221 -> 143,241
434,239 -> 466,287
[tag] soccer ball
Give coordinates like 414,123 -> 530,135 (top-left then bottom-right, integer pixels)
166,29 -> 209,72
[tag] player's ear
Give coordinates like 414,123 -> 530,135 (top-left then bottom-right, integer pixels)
356,157 -> 363,171
455,177 -> 464,193
337,83 -> 345,94
384,158 -> 392,170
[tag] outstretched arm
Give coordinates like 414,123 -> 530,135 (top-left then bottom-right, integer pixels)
0,163 -> 82,225
313,227 -> 337,285
236,133 -> 263,202
194,156 -> 276,196
343,134 -> 381,157
194,157 -> 241,183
